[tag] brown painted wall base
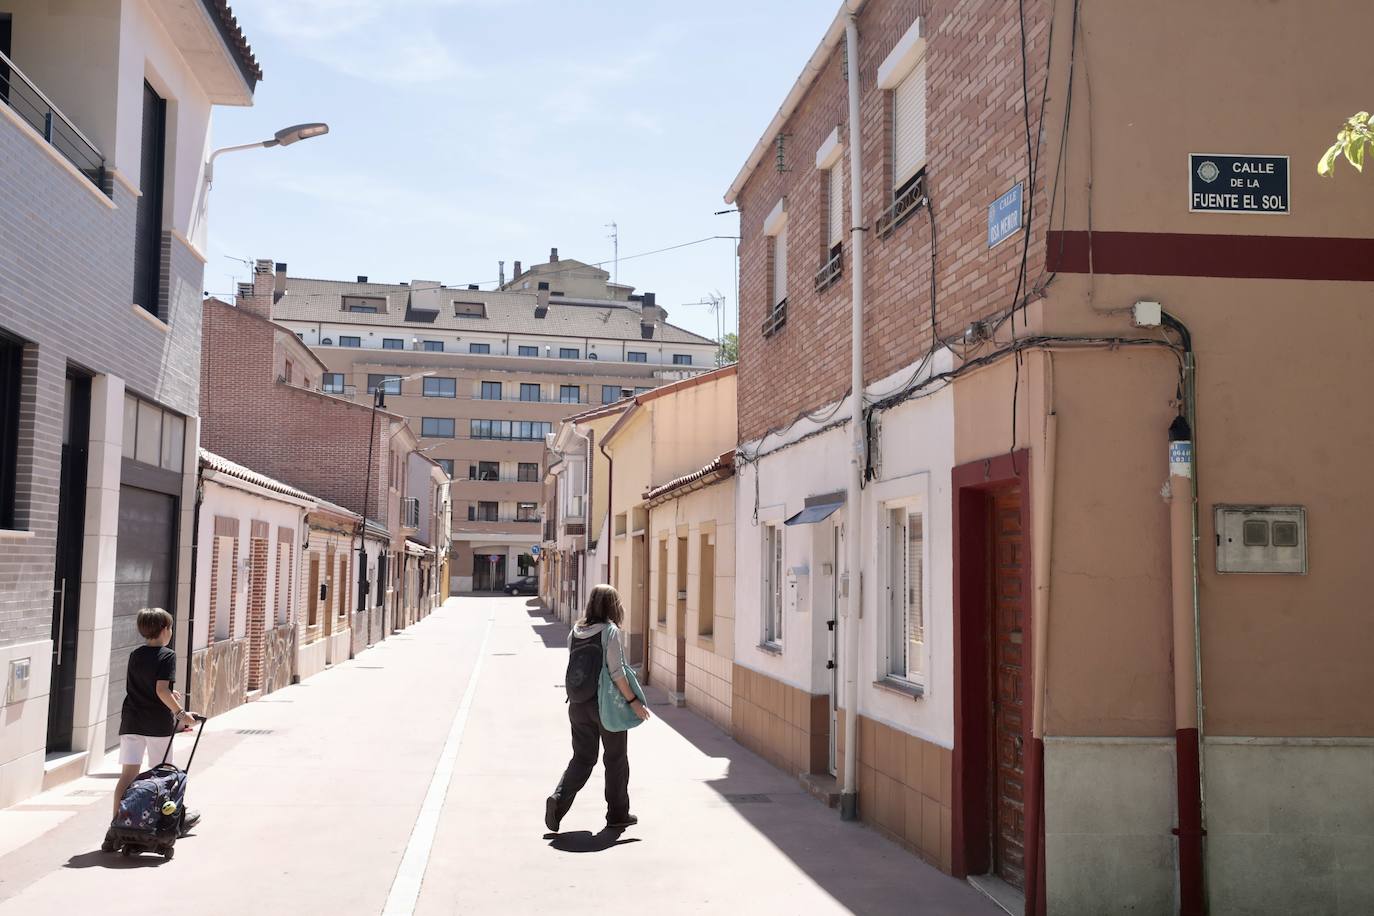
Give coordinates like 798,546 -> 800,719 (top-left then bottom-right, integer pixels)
731,665 -> 828,776
837,709 -> 955,873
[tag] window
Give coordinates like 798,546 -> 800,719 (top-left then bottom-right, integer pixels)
453,301 -> 486,318
133,81 -> 166,318
626,351 -> 647,363
656,539 -> 668,625
518,345 -> 538,357
367,374 -> 401,395
516,502 -> 538,521
423,377 -> 456,398
0,334 -> 23,528
421,417 -> 455,438
321,338 -> 334,346
519,383 -> 541,402
471,461 -> 499,481
343,295 -> 385,313
469,342 -> 490,354
480,381 -> 503,400
634,386 -> 651,396
123,393 -> 185,472
349,305 -> 378,314
470,502 -> 498,522
763,198 -> 788,337
321,372 -> 346,394
886,507 -> 925,686
762,524 -> 783,646
284,360 -> 293,384
672,354 -> 692,366
382,338 -> 403,350
891,56 -> 927,194
422,340 -> 444,352
275,542 -> 292,626
699,534 -> 715,636
471,419 -> 551,439
601,385 -> 623,405
559,348 -> 579,360
339,336 -> 361,348
559,385 -> 581,404
213,536 -> 234,640
436,458 -> 455,478
518,462 -> 539,482
826,164 -> 844,251
771,225 -> 788,306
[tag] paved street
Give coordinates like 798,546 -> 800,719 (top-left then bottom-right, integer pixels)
0,597 -> 996,916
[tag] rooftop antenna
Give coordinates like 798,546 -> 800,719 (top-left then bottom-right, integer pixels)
684,293 -> 727,365
605,221 -> 618,286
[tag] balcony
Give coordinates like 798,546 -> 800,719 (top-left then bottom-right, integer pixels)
0,50 -> 105,190
761,298 -> 787,338
814,247 -> 843,292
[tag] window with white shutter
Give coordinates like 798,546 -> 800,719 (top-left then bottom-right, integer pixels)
891,57 -> 927,191
763,524 -> 784,646
827,166 -> 844,249
887,506 -> 925,685
772,225 -> 788,306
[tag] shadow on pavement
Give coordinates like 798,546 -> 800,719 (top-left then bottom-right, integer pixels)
65,850 -> 165,870
545,829 -> 640,853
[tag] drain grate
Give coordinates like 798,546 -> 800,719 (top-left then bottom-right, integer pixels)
724,793 -> 773,804
236,729 -> 275,736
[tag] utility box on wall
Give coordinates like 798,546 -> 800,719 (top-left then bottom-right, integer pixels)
1214,505 -> 1307,574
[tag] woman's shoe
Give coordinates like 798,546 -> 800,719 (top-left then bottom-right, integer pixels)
606,813 -> 638,829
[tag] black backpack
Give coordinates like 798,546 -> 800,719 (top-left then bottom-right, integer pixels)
565,631 -> 604,703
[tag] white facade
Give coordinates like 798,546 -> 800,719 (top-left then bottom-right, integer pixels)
734,349 -> 958,760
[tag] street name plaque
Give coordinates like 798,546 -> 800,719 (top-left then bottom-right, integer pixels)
1189,153 -> 1289,214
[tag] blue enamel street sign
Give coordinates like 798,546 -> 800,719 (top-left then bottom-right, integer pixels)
987,182 -> 1023,249
1189,154 -> 1289,214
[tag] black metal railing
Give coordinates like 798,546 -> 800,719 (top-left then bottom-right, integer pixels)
0,50 -> 106,191
876,172 -> 927,239
814,247 -> 843,292
762,298 -> 788,338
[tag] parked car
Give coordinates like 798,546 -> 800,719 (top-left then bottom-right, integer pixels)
505,576 -> 538,596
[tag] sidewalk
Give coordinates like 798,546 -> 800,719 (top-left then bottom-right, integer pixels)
0,597 -> 999,915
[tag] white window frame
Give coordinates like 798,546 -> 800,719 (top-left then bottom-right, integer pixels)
763,198 -> 788,308
881,496 -> 928,690
816,126 -> 845,251
761,523 -> 784,647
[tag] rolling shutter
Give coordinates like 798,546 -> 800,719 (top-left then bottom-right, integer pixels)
828,167 -> 844,248
772,225 -> 788,305
904,511 -> 924,680
892,58 -> 927,189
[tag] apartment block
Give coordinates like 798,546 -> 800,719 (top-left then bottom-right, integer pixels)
729,2 -> 1374,914
267,250 -> 717,593
0,0 -> 259,805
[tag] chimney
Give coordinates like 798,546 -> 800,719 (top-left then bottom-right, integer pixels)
639,291 -> 666,337
237,259 -> 275,318
356,275 -> 368,283
467,284 -> 479,290
513,260 -> 522,280
535,281 -> 550,316
498,260 -> 506,286
273,262 -> 287,302
549,247 -> 559,263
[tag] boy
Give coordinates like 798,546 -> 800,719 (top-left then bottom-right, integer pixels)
109,608 -> 200,834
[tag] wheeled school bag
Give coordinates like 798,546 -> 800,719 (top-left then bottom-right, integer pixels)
103,714 -> 206,860
565,631 -> 604,703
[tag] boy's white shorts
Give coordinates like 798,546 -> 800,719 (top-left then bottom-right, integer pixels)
119,734 -> 173,767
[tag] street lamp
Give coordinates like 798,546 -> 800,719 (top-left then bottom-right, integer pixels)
205,122 -> 330,185
357,371 -> 434,640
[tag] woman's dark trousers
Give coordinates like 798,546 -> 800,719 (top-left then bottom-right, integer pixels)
552,698 -> 630,821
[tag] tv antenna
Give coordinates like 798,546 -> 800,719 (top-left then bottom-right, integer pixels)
605,221 -> 618,285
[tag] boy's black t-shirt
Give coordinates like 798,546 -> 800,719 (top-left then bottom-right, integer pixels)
119,645 -> 177,737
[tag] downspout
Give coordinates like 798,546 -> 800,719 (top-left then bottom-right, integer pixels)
184,472 -> 205,715
1163,312 -> 1205,916
840,5 -> 866,821
1027,362 -> 1057,916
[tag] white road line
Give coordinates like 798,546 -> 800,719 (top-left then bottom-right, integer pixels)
382,610 -> 496,916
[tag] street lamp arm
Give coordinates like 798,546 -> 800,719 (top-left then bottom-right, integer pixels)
205,140 -> 271,183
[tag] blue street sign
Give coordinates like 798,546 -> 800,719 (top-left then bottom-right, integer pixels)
529,545 -> 541,557
987,183 -> 1023,249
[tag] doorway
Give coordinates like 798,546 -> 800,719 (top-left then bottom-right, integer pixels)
674,534 -> 688,697
632,533 -> 648,670
472,553 -> 507,591
952,451 -> 1041,913
47,371 -> 89,753
828,522 -> 841,776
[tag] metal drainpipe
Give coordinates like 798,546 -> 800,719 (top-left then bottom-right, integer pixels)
1163,311 -> 1205,915
184,476 -> 205,714
840,6 -> 866,821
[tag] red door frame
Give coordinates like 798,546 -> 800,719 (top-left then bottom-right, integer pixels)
951,450 -> 1045,916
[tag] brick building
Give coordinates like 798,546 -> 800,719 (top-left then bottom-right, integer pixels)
728,2 -> 1374,914
0,0 -> 259,805
200,261 -> 441,682
266,249 -> 717,593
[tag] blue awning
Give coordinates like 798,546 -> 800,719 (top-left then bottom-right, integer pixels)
784,492 -> 845,526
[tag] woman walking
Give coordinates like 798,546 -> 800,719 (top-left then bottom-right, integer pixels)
546,584 -> 650,832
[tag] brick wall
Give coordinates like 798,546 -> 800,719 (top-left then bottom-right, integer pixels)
200,298 -> 392,518
735,0 -> 1051,442
0,114 -> 203,647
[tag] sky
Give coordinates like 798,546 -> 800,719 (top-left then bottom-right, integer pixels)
205,0 -> 841,344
